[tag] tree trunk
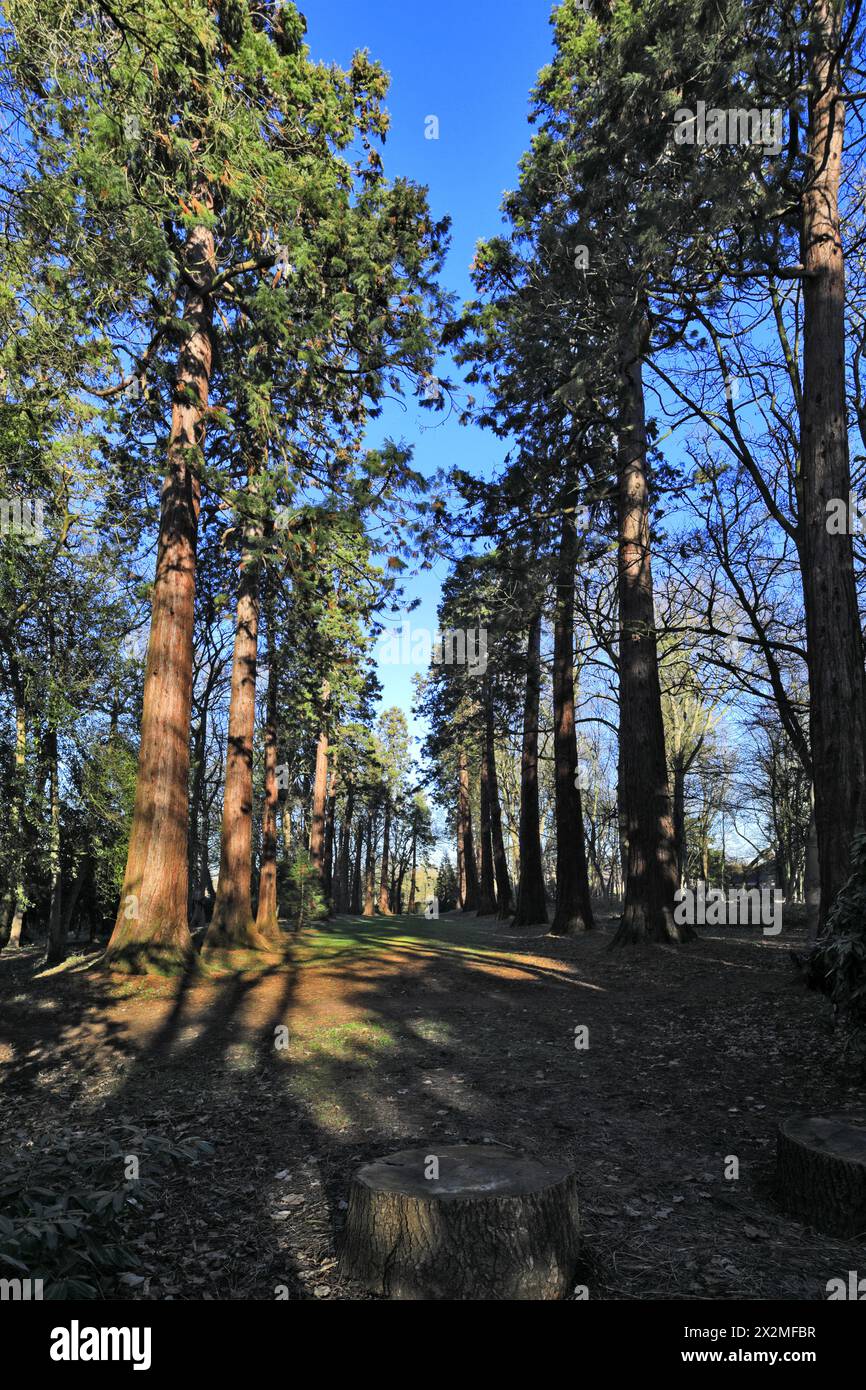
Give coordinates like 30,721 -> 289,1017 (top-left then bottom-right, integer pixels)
335,786 -> 354,914
776,1114 -> 866,1238
281,797 -> 293,862
775,849 -> 789,900
61,858 -> 88,943
456,801 -> 466,910
6,698 -> 27,949
378,801 -> 393,914
612,323 -> 689,946
407,833 -> 418,914
188,699 -> 209,923
204,486 -> 274,953
672,757 -> 686,889
363,814 -> 377,917
350,817 -> 364,915
485,696 -> 513,919
550,502 -> 594,935
339,1144 -> 580,1301
799,0 -> 866,927
512,609 -> 548,927
255,590 -> 280,938
458,749 -> 479,913
309,691 -> 330,881
476,714 -> 498,916
45,725 -> 64,966
805,799 -> 821,940
105,220 -> 214,973
323,768 -> 337,911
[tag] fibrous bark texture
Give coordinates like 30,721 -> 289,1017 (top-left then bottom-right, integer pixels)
339,1144 -> 580,1300
776,1114 -> 866,1238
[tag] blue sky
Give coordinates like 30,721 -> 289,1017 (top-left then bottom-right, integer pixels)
304,0 -> 557,747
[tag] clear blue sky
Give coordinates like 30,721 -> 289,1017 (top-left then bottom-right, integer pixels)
304,0 -> 557,750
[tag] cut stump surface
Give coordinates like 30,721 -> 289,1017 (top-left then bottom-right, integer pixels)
339,1143 -> 580,1300
776,1114 -> 866,1237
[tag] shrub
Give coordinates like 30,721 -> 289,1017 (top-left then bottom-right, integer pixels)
281,850 -> 328,930
0,1123 -> 212,1298
801,831 -> 866,1061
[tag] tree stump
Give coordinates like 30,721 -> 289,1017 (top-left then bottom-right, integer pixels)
776,1114 -> 866,1237
339,1144 -> 580,1300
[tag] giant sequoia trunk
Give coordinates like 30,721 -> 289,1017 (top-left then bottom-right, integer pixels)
476,714 -> 498,916
45,721 -> 64,967
486,695 -> 513,919
612,325 -> 689,946
363,814 -> 377,917
5,698 -> 27,949
323,768 -> 337,910
512,609 -> 548,927
335,786 -> 354,914
457,749 -> 480,913
799,0 -> 866,926
378,801 -> 394,914
105,221 -> 214,973
350,818 -> 364,915
407,832 -> 418,914
188,589 -> 220,925
309,690 -> 330,881
550,503 -> 594,935
188,687 -> 209,922
393,864 -> 405,914
204,493 -> 274,954
255,592 -> 280,938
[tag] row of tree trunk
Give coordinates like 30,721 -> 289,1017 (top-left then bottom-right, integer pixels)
100,1 -> 865,967
504,0 -> 860,941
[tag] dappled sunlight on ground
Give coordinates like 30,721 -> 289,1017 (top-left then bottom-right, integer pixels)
2,908 -> 864,1300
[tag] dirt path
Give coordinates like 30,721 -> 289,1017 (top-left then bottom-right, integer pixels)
1,911 -> 862,1300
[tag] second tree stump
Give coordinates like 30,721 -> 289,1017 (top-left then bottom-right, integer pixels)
339,1143 -> 580,1300
776,1114 -> 866,1236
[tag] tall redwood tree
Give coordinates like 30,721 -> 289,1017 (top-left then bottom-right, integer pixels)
105,222 -> 214,972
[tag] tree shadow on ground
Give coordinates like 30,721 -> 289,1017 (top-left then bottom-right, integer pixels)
2,912 -> 863,1301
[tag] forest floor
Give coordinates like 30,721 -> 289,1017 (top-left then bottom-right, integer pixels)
1,907 -> 864,1301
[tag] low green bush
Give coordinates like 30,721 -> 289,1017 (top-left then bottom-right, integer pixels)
0,1123 -> 212,1298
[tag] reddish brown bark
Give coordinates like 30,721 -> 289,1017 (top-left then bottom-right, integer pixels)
204,481 -> 275,952
350,817 -> 364,915
477,726 -> 498,917
550,501 -> 594,935
105,222 -> 214,973
309,687 -> 330,880
612,325 -> 688,945
323,767 -> 338,910
512,607 -> 548,927
378,801 -> 394,914
485,693 -> 513,919
4,695 -> 27,949
334,785 -> 354,913
458,748 -> 479,913
255,590 -> 280,938
407,833 -> 418,914
799,0 -> 866,925
45,719 -> 64,967
363,813 -> 377,917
